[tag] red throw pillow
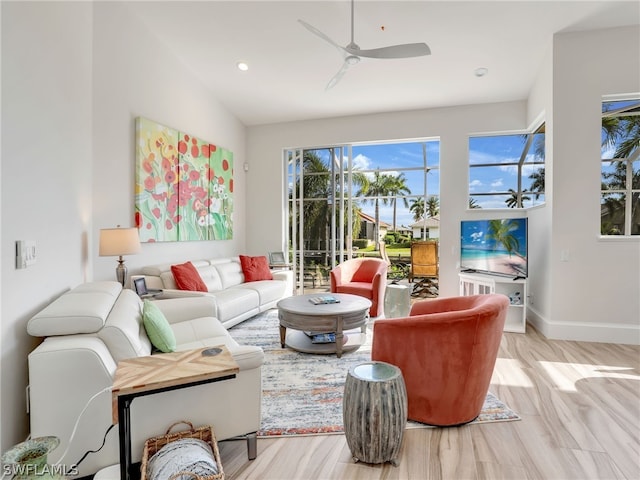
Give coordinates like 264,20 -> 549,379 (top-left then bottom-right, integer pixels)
171,262 -> 208,292
239,255 -> 273,282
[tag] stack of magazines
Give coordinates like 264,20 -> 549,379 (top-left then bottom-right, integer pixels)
308,295 -> 340,305
305,332 -> 336,344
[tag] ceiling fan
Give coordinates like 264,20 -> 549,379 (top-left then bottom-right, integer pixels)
299,0 -> 431,90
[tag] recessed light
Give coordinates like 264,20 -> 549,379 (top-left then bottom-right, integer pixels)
237,62 -> 249,71
474,67 -> 488,77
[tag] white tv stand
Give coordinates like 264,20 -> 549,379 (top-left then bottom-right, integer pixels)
458,271 -> 527,333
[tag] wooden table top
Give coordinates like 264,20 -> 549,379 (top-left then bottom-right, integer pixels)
277,293 -> 371,316
111,345 -> 239,423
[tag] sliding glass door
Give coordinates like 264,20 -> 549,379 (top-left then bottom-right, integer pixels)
285,140 -> 440,294
286,146 -> 354,293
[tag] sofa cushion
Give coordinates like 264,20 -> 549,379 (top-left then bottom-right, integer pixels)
239,255 -> 273,282
233,280 -> 286,306
195,265 -> 224,292
171,316 -> 232,347
27,282 -> 123,337
172,262 -> 208,292
143,300 -> 176,353
212,260 -> 244,289
209,288 -> 259,323
98,289 -> 152,362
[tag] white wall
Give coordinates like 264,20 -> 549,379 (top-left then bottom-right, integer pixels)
1,1 -> 93,451
92,2 -> 247,282
526,44 -> 554,335
246,101 -> 528,299
0,2 -> 247,452
538,25 -> 639,343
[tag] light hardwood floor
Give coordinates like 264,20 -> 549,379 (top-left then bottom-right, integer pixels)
217,325 -> 640,480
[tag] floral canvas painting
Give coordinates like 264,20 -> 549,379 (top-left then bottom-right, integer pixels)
135,117 -> 234,242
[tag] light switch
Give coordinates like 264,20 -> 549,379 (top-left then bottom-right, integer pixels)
16,240 -> 37,269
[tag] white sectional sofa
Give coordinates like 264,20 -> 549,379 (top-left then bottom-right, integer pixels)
140,257 -> 293,328
27,281 -> 264,478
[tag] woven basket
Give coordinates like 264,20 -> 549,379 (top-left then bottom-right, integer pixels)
140,421 -> 224,480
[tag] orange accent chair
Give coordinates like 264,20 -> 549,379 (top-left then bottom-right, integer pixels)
330,258 -> 388,317
371,294 -> 509,426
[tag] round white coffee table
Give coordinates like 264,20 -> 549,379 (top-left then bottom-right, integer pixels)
277,293 -> 372,357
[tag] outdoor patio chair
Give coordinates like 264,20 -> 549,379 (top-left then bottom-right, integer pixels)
408,241 -> 439,296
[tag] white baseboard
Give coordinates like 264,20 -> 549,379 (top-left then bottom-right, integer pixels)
527,306 -> 640,345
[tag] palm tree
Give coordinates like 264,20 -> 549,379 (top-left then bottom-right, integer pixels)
468,197 -> 481,209
600,102 -> 640,234
387,173 -> 411,232
486,219 -> 521,257
410,198 -> 425,221
426,195 -> 439,217
505,189 -> 530,208
528,168 -> 545,200
356,169 -> 397,249
290,152 -> 331,252
602,106 -> 640,159
293,151 -> 368,252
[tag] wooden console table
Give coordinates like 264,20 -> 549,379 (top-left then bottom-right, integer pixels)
112,345 -> 239,480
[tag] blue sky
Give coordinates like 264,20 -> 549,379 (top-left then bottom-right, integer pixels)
301,133 -> 544,228
350,135 -> 542,226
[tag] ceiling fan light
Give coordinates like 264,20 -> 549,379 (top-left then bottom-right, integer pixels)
474,67 -> 488,77
237,61 -> 249,71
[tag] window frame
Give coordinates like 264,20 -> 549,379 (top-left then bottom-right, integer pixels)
468,123 -> 546,210
600,97 -> 640,237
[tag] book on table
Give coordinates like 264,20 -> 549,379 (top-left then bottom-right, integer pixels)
308,295 -> 340,305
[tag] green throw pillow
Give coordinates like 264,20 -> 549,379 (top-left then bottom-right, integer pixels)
143,300 -> 176,353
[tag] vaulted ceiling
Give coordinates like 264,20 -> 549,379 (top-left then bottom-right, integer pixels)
126,1 -> 640,126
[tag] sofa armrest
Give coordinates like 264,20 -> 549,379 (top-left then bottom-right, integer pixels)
154,296 -> 217,324
155,288 -> 209,299
330,266 -> 342,291
228,344 -> 264,370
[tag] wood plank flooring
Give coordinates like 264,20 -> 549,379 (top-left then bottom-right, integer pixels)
217,325 -> 640,480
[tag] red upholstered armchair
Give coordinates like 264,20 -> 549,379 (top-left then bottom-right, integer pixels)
371,294 -> 509,426
330,258 -> 388,317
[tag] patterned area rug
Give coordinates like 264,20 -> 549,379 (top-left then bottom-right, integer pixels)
228,309 -> 520,437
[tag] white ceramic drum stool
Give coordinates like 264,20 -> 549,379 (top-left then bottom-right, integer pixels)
343,361 -> 407,466
383,283 -> 411,318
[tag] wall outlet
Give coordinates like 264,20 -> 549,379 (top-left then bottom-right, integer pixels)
16,240 -> 37,269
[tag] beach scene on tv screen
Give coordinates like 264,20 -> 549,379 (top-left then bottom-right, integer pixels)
460,218 -> 527,277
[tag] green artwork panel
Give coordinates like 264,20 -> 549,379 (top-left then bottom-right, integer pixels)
209,146 -> 234,240
135,118 -> 180,242
135,117 -> 234,242
177,133 -> 212,241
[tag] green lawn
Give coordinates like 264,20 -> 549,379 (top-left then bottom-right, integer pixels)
358,245 -> 410,258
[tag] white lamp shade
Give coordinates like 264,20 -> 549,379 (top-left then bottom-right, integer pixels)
99,227 -> 141,256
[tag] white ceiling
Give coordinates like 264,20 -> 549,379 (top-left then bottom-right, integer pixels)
125,1 -> 640,126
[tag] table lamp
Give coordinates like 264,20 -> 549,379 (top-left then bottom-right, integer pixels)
99,226 -> 141,286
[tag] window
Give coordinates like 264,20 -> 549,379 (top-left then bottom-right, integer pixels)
285,140 -> 440,293
468,125 -> 545,209
601,99 -> 640,236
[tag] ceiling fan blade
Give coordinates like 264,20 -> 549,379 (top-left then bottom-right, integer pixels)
325,60 -> 352,90
347,43 -> 431,59
298,19 -> 346,54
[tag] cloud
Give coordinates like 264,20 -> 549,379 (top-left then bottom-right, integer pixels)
352,154 -> 371,170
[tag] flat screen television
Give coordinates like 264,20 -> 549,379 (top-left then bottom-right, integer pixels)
460,218 -> 528,278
